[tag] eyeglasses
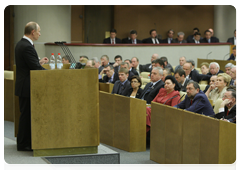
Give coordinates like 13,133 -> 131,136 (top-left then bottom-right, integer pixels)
131,80 -> 139,83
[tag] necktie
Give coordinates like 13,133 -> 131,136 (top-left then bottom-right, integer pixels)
33,44 -> 35,48
132,40 -> 135,44
208,39 -> 210,43
190,100 -> 193,105
118,83 -> 124,94
226,110 -> 230,116
112,39 -> 114,44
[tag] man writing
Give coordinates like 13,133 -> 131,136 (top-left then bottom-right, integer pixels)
15,22 -> 49,151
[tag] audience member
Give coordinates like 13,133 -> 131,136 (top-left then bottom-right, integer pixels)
227,29 -> 236,45
103,29 -> 121,44
187,59 -> 197,71
205,73 -> 231,105
142,29 -> 160,44
99,64 -> 118,84
162,68 -> 172,82
160,56 -> 174,72
174,68 -> 191,92
113,55 -> 123,72
174,81 -> 215,116
123,30 -> 142,44
207,62 -> 224,76
131,57 -> 145,74
186,27 -> 200,43
124,59 -> 139,76
92,57 -> 101,73
208,28 -> 220,42
174,56 -> 186,71
210,88 -> 236,121
99,55 -> 111,72
143,54 -> 160,72
227,46 -> 236,61
188,32 -> 201,44
152,58 -> 165,69
225,63 -> 235,76
146,75 -> 180,132
62,55 -> 71,64
79,55 -> 88,61
229,66 -> 236,86
203,75 -> 217,93
85,59 -> 95,68
118,62 -> 135,81
200,62 -> 209,75
127,75 -> 143,98
172,32 -> 187,43
140,67 -> 165,104
183,62 -> 210,83
161,29 -> 174,44
111,68 -> 131,96
200,29 -> 219,43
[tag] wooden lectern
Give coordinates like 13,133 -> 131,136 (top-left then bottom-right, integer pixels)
30,69 -> 99,156
150,102 -> 236,164
99,91 -> 146,152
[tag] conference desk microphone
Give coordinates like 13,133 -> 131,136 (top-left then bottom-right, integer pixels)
206,52 -> 212,59
163,95 -> 179,105
176,94 -> 186,109
223,53 -> 230,60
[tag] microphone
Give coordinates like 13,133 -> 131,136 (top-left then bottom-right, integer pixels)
163,95 -> 179,105
194,97 -> 203,114
223,53 -> 230,60
176,93 -> 186,109
206,52 -> 212,59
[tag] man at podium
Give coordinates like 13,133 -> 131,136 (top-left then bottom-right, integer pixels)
15,22 -> 48,151
174,81 -> 215,116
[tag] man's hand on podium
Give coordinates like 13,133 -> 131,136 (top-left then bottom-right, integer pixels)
39,57 -> 49,65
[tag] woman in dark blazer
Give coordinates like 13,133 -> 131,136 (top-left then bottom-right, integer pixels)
127,75 -> 143,98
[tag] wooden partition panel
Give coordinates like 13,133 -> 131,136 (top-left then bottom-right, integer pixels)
99,92 -> 146,152
4,79 -> 14,122
31,69 -> 99,151
99,82 -> 114,93
197,58 -> 236,71
99,91 -> 115,146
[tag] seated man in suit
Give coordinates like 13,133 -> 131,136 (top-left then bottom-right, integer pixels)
208,28 -> 220,42
99,64 -> 118,84
131,57 -> 145,75
175,56 -> 186,71
227,46 -> 236,61
162,68 -> 172,82
172,32 -> 187,44
103,28 -> 121,44
113,55 -> 123,73
122,30 -> 142,44
152,58 -> 164,69
203,75 -> 217,93
161,29 -> 174,44
227,29 -> 236,45
210,88 -> 236,120
124,59 -> 139,76
140,67 -> 165,104
186,27 -> 202,43
111,68 -> 131,96
174,68 -> 191,92
118,62 -> 135,81
92,57 -> 101,73
183,62 -> 210,83
229,66 -> 236,86
207,62 -> 224,76
225,63 -> 235,76
142,29 -> 161,44
85,59 -> 95,68
160,56 -> 174,72
143,53 -> 160,72
188,32 -> 201,44
99,55 -> 112,73
174,81 -> 215,116
200,29 -> 219,43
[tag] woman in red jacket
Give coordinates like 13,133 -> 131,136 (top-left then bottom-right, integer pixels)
146,75 -> 181,132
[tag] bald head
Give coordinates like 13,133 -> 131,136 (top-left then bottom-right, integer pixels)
151,53 -> 159,62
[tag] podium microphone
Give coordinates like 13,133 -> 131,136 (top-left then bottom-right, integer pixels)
206,52 -> 212,59
223,53 -> 230,60
163,95 -> 179,105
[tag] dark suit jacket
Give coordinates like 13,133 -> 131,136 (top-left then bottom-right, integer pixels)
15,38 -> 46,98
122,38 -> 142,44
126,88 -> 143,99
174,90 -> 215,116
186,35 -> 203,43
189,69 -> 211,83
161,38 -> 173,43
227,37 -> 235,45
130,68 -> 139,76
111,80 -> 131,96
142,37 -> 161,44
200,37 -> 219,43
206,70 -> 224,76
139,80 -> 165,104
103,37 -> 122,44
99,72 -> 118,84
172,38 -> 187,43
179,78 -> 191,92
142,63 -> 152,72
211,105 -> 236,120
227,54 -> 236,61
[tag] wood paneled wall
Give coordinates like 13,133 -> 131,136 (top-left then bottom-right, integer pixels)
71,5 -> 84,43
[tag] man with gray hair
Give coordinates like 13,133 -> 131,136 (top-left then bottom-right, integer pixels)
207,62 -> 224,76
175,56 -> 186,71
230,66 -> 236,86
172,32 -> 187,43
225,63 -> 235,76
139,67 -> 165,104
144,53 -> 160,72
92,57 -> 101,73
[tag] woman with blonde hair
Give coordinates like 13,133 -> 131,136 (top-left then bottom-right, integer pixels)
205,73 -> 231,105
